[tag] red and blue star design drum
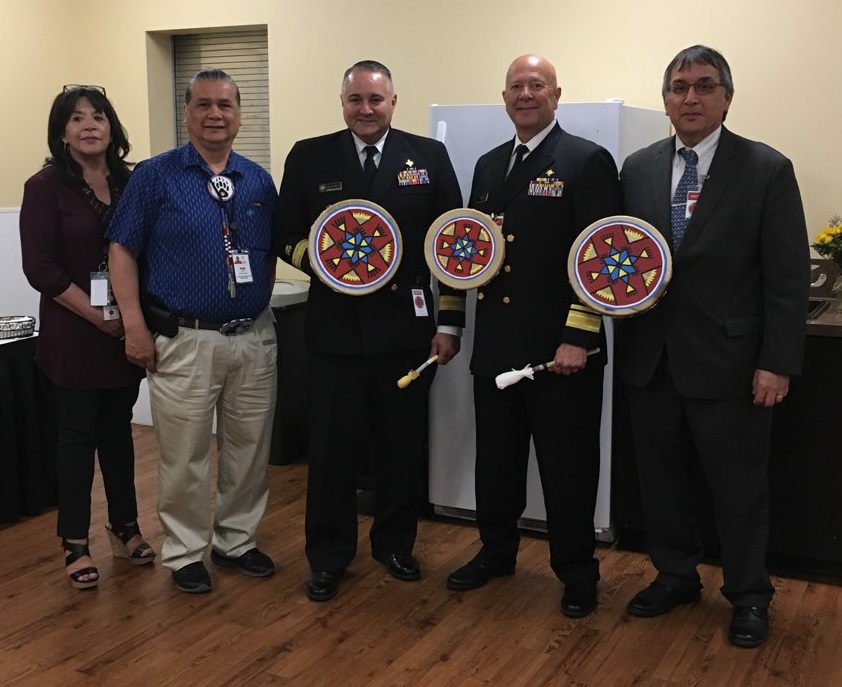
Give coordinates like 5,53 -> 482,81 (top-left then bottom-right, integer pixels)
308,199 -> 403,295
424,209 -> 505,290
568,215 -> 672,317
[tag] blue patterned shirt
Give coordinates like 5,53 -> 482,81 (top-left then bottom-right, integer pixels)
107,143 -> 277,322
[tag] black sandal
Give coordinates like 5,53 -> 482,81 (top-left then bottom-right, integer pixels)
62,539 -> 99,589
106,522 -> 156,566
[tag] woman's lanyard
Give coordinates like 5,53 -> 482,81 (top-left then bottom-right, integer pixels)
85,179 -> 121,319
208,174 -> 252,298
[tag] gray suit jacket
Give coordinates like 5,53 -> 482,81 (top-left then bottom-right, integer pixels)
616,127 -> 809,398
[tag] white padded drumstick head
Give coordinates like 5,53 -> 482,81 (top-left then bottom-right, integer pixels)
494,366 -> 536,390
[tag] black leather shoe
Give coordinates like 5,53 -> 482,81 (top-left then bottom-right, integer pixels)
626,581 -> 701,617
172,561 -> 212,594
372,552 -> 421,581
446,554 -> 516,591
729,606 -> 769,648
211,547 -> 275,578
561,582 -> 598,618
306,571 -> 341,602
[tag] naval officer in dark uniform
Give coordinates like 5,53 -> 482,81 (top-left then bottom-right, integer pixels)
446,54 -> 622,618
274,60 -> 465,602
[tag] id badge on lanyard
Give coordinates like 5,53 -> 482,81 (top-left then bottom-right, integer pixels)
208,174 -> 251,296
90,267 -> 121,320
231,251 -> 253,283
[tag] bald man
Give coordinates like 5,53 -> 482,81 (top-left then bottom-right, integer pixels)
446,55 -> 622,618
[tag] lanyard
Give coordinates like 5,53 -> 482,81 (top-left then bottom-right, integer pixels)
208,174 -> 240,298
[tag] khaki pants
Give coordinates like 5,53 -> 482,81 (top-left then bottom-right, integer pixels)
148,308 -> 277,571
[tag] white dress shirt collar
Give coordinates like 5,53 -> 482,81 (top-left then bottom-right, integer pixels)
352,131 -> 389,166
511,119 -> 556,165
672,125 -> 722,194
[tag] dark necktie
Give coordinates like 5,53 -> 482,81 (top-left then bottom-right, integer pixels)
363,145 -> 378,190
507,143 -> 529,177
671,148 -> 699,251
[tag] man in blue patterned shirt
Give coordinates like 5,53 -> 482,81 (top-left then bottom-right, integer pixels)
108,69 -> 278,594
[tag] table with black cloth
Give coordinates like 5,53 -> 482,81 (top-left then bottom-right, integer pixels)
613,305 -> 842,579
0,334 -> 57,524
269,280 -> 309,466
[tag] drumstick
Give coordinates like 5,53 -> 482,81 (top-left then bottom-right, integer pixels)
397,355 -> 439,389
495,348 -> 601,390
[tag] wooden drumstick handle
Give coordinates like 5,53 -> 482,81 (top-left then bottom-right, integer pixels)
397,355 -> 439,389
495,348 -> 602,390
532,361 -> 555,374
542,347 -> 601,372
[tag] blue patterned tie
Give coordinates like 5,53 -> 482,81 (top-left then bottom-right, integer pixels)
671,148 -> 699,251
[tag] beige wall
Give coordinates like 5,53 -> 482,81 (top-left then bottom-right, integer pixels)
2,0 -> 839,237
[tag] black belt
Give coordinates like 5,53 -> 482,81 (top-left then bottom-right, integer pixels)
174,316 -> 254,335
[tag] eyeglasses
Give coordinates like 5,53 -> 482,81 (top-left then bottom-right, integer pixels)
667,79 -> 723,96
63,84 -> 107,96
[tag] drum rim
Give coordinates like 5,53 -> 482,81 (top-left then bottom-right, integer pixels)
308,199 -> 403,295
424,208 -> 505,290
567,214 -> 672,317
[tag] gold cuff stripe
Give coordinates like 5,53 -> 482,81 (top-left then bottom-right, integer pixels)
570,303 -> 600,315
439,295 -> 466,312
291,240 -> 308,271
566,308 -> 601,333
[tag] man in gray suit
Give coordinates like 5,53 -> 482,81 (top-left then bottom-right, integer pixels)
617,45 -> 809,647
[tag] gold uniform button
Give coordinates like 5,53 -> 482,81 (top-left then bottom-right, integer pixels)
506,234 -> 515,243
502,296 -> 511,304
477,292 -> 485,300
503,265 -> 511,273
390,284 -> 399,292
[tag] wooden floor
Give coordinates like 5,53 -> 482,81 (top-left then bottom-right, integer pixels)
2,425 -> 841,686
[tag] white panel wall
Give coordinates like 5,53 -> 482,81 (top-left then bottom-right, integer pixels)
1,208 -> 40,325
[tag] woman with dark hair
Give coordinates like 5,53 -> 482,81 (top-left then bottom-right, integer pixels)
20,85 -> 155,589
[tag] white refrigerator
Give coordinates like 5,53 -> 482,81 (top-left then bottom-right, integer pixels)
426,101 -> 668,539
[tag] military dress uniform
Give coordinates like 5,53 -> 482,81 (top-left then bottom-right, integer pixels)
467,122 -> 622,586
274,127 -> 465,575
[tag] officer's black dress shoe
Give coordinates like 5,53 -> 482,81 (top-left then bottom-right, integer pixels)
729,606 -> 769,648
372,552 -> 421,581
446,554 -> 516,591
626,581 -> 701,617
561,581 -> 598,618
211,547 -> 275,578
172,561 -> 213,594
306,571 -> 341,601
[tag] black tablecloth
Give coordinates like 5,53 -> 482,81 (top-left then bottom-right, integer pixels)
612,333 -> 842,577
0,335 -> 57,523
269,303 -> 308,465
